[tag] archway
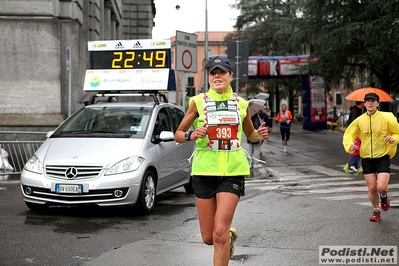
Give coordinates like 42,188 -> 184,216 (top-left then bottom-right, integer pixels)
246,55 -> 327,131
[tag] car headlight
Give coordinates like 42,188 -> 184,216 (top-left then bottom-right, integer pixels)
24,155 -> 43,174
105,156 -> 144,175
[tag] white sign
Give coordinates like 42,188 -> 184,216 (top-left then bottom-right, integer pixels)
319,246 -> 397,265
175,31 -> 197,72
248,59 -> 258,76
83,69 -> 170,91
88,39 -> 171,51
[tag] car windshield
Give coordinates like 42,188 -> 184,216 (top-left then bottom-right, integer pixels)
53,105 -> 152,138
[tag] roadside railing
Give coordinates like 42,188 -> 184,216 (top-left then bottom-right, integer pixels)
0,131 -> 47,175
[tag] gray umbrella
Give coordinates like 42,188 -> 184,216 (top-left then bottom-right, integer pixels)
254,93 -> 270,100
249,99 -> 266,116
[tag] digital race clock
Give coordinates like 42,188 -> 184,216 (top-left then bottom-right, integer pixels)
88,39 -> 172,69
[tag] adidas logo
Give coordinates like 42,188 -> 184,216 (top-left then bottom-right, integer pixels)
217,102 -> 228,110
133,41 -> 143,48
115,42 -> 124,49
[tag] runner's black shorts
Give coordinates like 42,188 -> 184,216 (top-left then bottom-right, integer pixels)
192,175 -> 245,199
362,155 -> 391,174
280,127 -> 290,141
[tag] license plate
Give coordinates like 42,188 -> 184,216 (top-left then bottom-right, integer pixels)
55,184 -> 82,194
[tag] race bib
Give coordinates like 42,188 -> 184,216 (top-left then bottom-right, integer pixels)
208,125 -> 238,140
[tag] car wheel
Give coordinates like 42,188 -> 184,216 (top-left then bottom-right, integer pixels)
136,170 -> 156,213
25,202 -> 48,211
184,176 -> 194,194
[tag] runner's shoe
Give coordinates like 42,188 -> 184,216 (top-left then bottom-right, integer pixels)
369,210 -> 381,222
357,167 -> 363,174
380,195 -> 390,211
348,166 -> 357,174
229,226 -> 238,258
343,164 -> 349,174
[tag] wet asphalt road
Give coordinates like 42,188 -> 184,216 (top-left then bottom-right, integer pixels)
1,122 -> 399,265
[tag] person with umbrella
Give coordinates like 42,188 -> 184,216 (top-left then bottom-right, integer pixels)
174,56 -> 269,264
247,109 -> 264,168
343,92 -> 399,222
263,105 -> 274,134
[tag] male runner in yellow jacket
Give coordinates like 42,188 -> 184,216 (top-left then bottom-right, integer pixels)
343,92 -> 399,222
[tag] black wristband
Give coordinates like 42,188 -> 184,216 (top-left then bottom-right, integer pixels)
184,131 -> 193,141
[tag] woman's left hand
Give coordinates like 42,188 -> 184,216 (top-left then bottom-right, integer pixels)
257,122 -> 269,140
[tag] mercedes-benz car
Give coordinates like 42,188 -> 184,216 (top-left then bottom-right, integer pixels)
20,95 -> 195,213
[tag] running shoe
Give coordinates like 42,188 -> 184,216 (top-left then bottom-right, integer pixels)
343,163 -> 349,174
380,195 -> 390,211
369,210 -> 381,222
348,166 -> 357,174
229,226 -> 238,258
357,167 -> 363,174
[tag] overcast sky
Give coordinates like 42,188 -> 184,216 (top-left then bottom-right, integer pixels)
152,0 -> 240,40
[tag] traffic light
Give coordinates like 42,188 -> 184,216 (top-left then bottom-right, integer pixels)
186,77 -> 195,96
335,92 -> 342,105
186,87 -> 195,97
187,77 -> 194,86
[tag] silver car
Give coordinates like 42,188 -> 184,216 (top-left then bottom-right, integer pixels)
20,98 -> 195,213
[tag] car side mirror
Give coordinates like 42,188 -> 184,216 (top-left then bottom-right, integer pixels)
46,131 -> 55,138
151,131 -> 174,144
159,131 -> 174,141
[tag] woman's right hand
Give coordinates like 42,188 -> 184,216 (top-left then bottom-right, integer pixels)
192,123 -> 208,140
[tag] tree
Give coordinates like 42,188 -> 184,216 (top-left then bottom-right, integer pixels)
228,0 -> 306,113
229,0 -> 399,111
299,0 -> 399,97
231,0 -> 307,56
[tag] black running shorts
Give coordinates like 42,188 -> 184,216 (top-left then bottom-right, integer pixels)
280,127 -> 290,141
362,155 -> 391,175
192,175 -> 245,199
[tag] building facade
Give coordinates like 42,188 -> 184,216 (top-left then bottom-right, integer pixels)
169,31 -> 231,106
0,0 -> 155,130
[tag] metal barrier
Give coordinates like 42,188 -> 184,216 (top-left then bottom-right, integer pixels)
0,131 -> 47,175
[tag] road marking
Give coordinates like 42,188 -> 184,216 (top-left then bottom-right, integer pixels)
0,180 -> 20,185
250,164 -> 399,207
391,164 -> 399,170
318,191 -> 399,200
307,165 -> 344,176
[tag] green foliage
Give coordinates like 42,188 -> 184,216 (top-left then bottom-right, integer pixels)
300,0 -> 399,93
228,0 -> 307,106
229,0 -> 399,95
232,0 -> 307,56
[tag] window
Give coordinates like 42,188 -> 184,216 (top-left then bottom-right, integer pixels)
154,108 -> 173,137
335,92 -> 342,106
169,107 -> 184,133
